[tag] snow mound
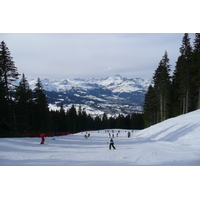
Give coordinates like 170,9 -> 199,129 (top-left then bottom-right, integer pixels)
138,109 -> 200,142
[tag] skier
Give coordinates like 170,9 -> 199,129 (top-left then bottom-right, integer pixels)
40,133 -> 45,144
84,133 -> 88,139
109,138 -> 116,150
132,130 -> 134,137
52,133 -> 57,140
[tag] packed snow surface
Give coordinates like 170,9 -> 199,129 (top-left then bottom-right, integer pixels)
1,109 -> 200,166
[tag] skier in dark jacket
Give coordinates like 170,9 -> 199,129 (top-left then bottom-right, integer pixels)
109,138 -> 116,150
128,131 -> 131,138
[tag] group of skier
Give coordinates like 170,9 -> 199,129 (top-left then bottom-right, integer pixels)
40,130 -> 133,150
84,133 -> 90,139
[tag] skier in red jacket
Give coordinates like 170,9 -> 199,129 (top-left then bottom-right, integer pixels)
40,133 -> 45,144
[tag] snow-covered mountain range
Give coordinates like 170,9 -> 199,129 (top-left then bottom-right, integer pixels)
28,74 -> 151,117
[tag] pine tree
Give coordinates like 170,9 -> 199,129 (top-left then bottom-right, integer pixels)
131,113 -> 144,129
0,41 -> 19,100
116,114 -> 125,129
94,116 -> 102,130
15,74 -> 33,134
102,113 -> 108,129
66,105 -> 77,132
143,84 -> 158,127
58,104 -> 66,132
33,78 -> 50,132
152,51 -> 171,122
173,33 -> 193,115
124,115 -> 131,129
81,108 -> 88,131
191,33 -> 200,109
0,41 -> 19,136
77,106 -> 88,132
108,116 -> 116,129
0,78 -> 9,136
77,106 -> 82,131
49,110 -> 60,132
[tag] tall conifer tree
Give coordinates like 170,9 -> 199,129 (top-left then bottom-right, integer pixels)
0,41 -> 19,135
15,74 -> 33,133
33,78 -> 50,132
152,51 -> 171,122
0,41 -> 19,100
191,33 -> 200,109
143,85 -> 158,127
173,33 -> 193,115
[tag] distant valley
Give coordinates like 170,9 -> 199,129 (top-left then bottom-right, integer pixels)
28,75 -> 151,117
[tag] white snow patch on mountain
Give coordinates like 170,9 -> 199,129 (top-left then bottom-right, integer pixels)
27,75 -> 151,93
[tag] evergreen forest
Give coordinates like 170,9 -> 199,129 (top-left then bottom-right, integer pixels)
143,33 -> 200,127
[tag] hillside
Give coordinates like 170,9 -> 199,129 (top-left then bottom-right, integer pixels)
0,109 -> 200,166
28,75 -> 151,116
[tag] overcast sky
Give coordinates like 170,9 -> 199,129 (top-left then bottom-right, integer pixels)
0,33 -> 196,80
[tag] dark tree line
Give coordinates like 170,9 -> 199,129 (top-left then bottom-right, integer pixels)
144,33 -> 200,127
50,105 -> 144,133
0,40 -> 144,137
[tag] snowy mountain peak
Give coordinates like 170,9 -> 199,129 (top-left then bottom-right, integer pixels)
25,75 -> 151,116
27,75 -> 151,93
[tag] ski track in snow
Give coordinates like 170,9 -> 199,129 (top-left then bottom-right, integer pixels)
1,109 -> 200,166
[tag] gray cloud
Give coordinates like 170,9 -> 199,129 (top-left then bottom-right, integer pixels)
0,33 -> 196,80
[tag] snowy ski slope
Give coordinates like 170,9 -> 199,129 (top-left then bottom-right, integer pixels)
1,109 -> 200,166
